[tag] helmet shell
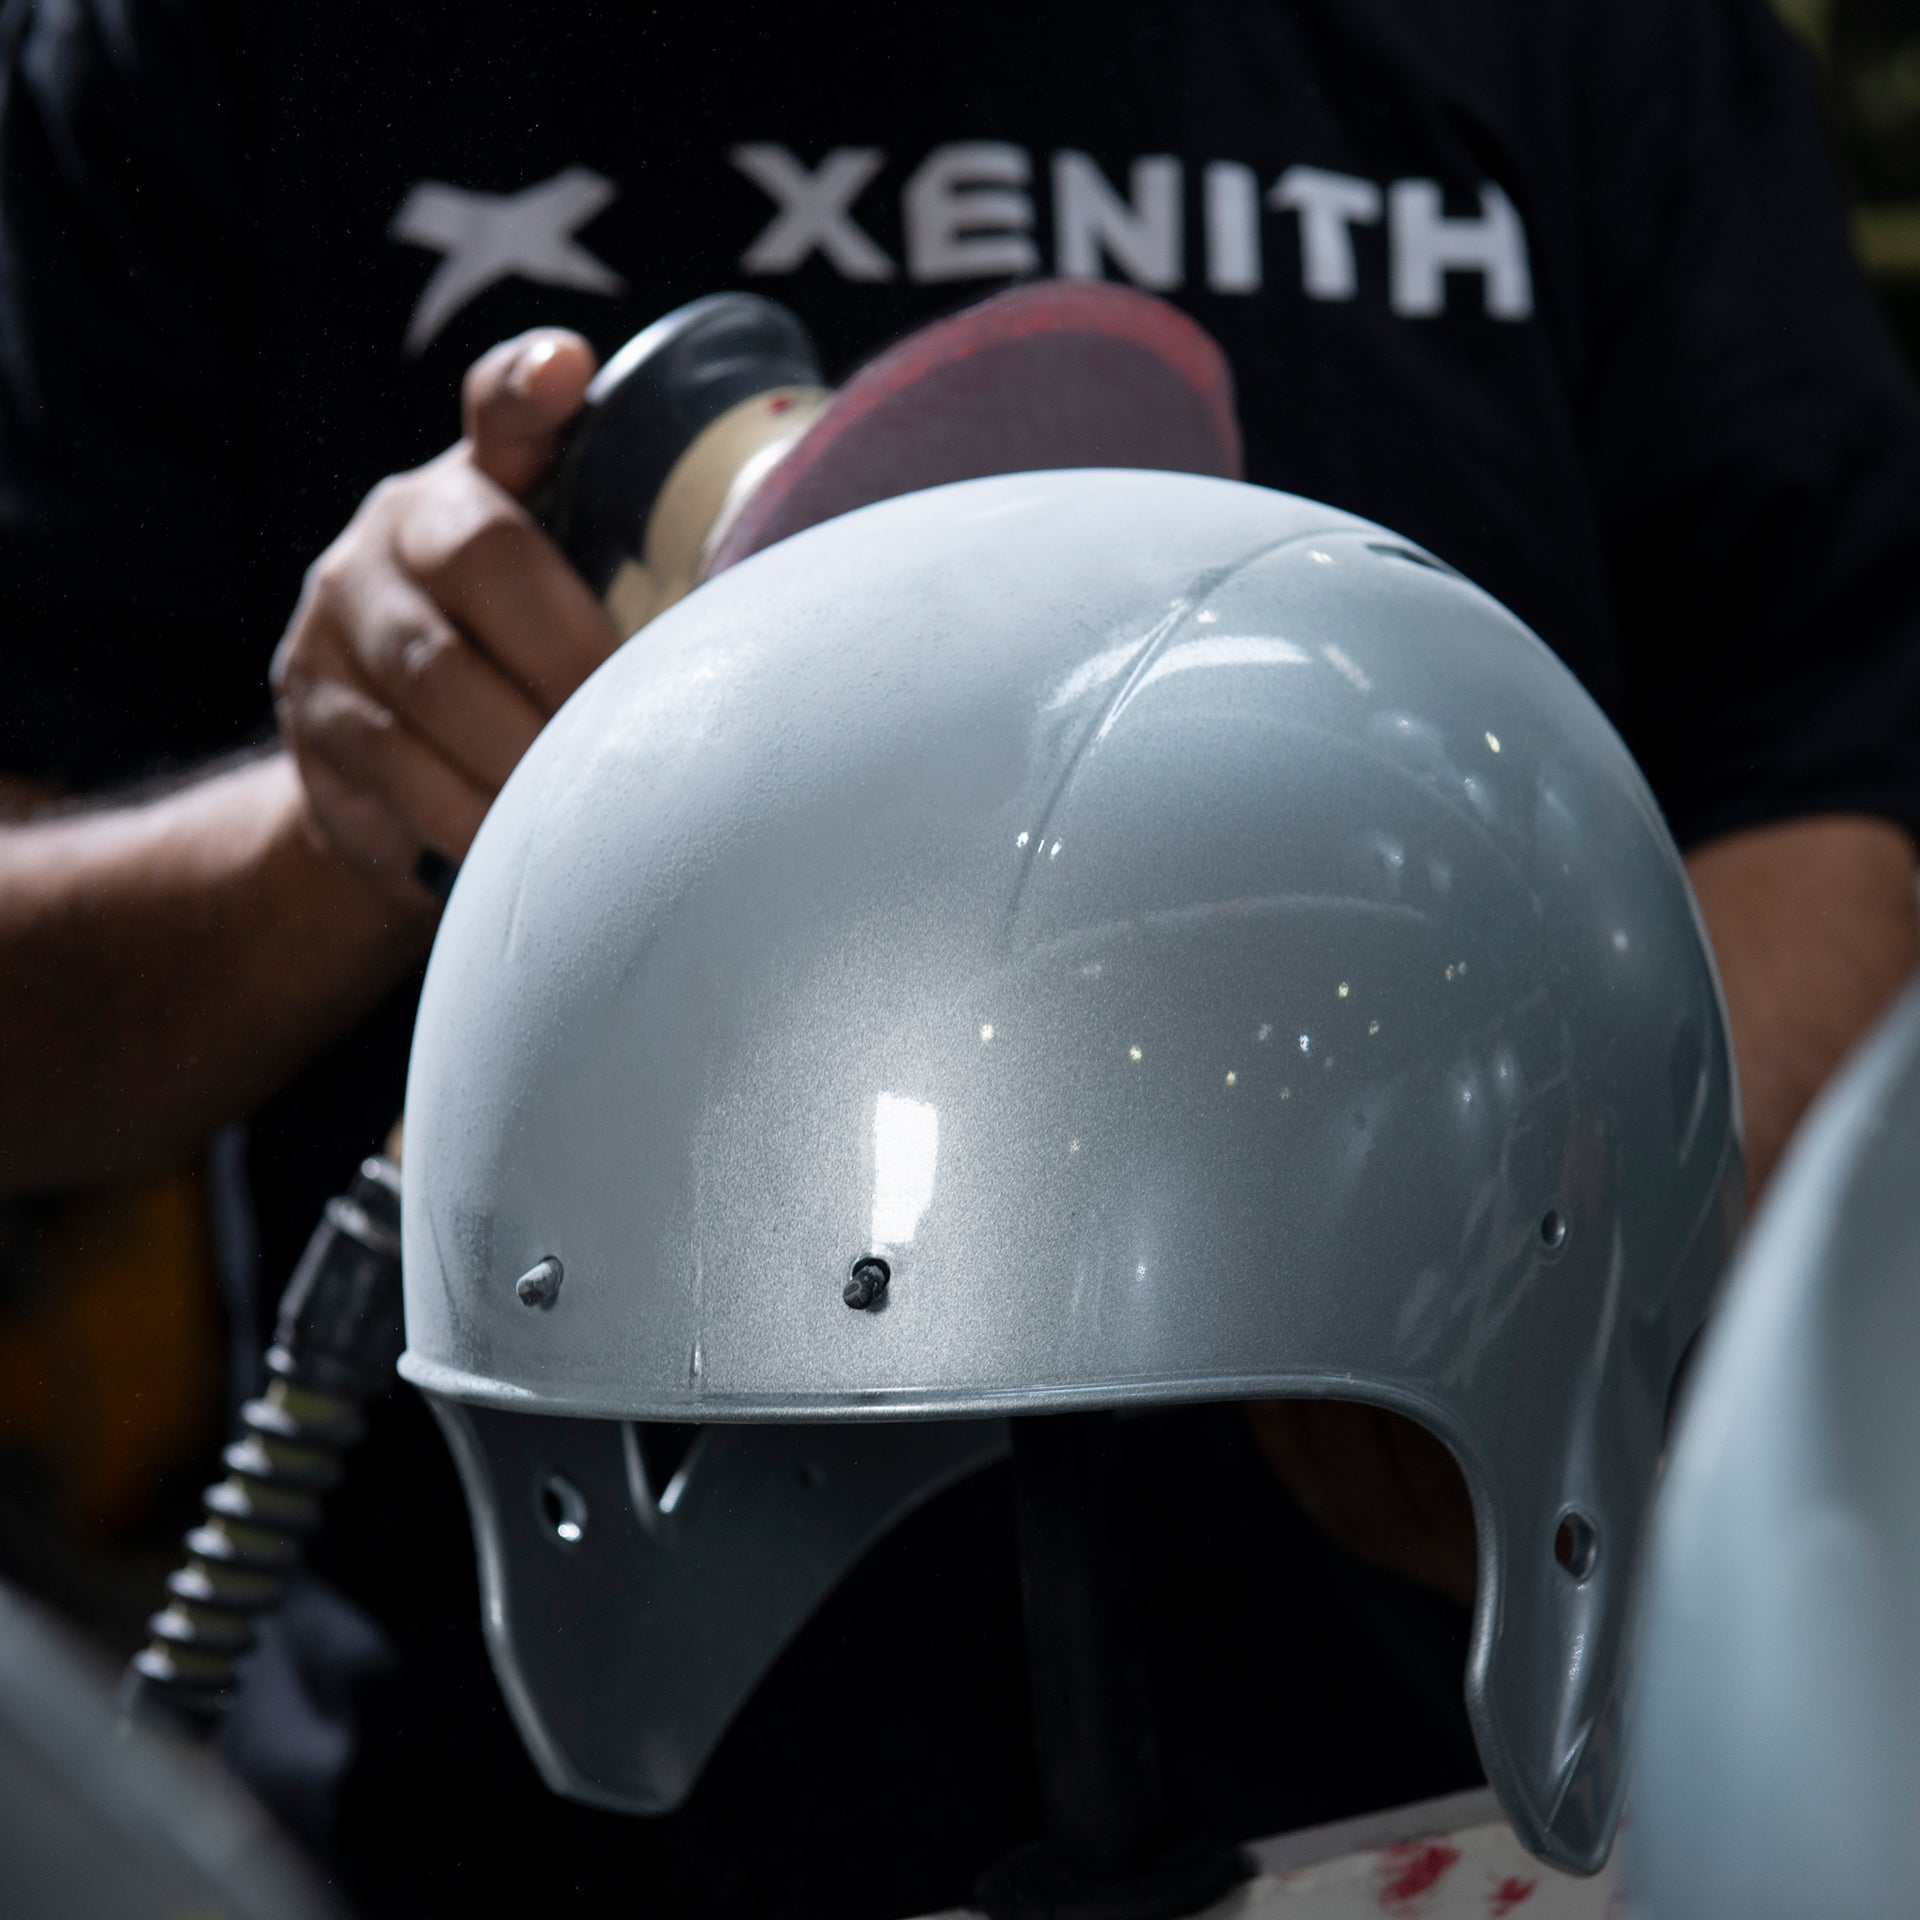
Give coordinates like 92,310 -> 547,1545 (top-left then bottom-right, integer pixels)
400,470 -> 1740,1869
1633,980 -> 1920,1918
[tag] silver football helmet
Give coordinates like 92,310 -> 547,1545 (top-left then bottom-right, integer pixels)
1632,978 -> 1920,1918
398,469 -> 1741,1873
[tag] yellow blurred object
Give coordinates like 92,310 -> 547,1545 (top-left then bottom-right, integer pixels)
1771,0 -> 1836,56
0,1171 -> 221,1538
1857,203 -> 1920,273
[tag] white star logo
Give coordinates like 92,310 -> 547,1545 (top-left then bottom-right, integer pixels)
389,166 -> 625,355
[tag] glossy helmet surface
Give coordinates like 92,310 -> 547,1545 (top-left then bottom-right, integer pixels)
1632,979 -> 1920,1919
399,470 -> 1741,1871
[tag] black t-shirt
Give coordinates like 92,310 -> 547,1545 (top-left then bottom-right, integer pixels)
3,1 -> 1920,1913
7,0 -> 1920,841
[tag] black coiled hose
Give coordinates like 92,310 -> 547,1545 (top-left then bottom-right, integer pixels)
119,1157 -> 405,1733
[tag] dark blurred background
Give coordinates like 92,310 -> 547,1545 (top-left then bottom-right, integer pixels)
1807,0 -> 1920,354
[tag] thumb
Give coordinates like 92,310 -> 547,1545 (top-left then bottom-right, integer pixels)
461,328 -> 598,498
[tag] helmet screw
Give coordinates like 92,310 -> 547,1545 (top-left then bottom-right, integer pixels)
516,1257 -> 564,1310
844,1257 -> 890,1310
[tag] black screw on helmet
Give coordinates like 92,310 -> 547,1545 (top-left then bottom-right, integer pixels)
844,1257 -> 890,1310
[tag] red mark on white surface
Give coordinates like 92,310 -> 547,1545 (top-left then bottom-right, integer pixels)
1490,1876 -> 1537,1915
768,394 -> 794,413
1375,1841 -> 1462,1912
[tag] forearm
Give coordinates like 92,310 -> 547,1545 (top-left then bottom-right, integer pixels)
0,752 -> 432,1192
1685,813 -> 1920,1199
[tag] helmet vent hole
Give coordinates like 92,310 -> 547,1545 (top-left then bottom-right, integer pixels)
1539,1209 -> 1569,1254
539,1474 -> 588,1549
1554,1510 -> 1598,1581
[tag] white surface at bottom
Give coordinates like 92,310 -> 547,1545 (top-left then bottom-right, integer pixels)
917,1790 -> 1628,1918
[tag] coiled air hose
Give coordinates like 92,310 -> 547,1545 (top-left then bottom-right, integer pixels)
118,1156 -> 404,1735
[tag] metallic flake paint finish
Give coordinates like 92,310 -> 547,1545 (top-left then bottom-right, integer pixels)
1632,980 -> 1920,1919
399,471 -> 1741,1871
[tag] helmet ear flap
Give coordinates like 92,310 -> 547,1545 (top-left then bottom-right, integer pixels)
428,1397 -> 1010,1812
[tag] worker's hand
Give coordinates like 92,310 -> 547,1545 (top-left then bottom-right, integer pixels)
1247,1399 -> 1479,1607
272,328 -> 622,900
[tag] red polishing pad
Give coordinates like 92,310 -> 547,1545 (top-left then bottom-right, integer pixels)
703,281 -> 1242,578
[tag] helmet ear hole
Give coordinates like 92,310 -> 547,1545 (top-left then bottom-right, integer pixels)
1554,1509 -> 1599,1581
